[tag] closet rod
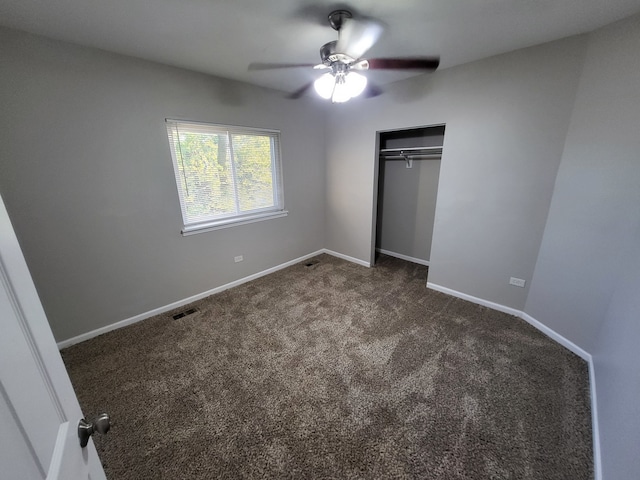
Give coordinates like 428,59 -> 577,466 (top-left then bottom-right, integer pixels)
380,154 -> 441,160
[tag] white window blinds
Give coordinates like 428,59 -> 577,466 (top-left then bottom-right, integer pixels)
166,120 -> 286,234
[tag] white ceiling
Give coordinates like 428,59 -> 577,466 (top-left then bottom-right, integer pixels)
1,0 -> 640,94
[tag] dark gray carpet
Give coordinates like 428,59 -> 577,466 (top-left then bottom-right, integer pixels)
62,254 -> 593,479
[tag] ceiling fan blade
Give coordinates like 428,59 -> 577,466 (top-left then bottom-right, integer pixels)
248,62 -> 318,71
287,81 -> 314,99
367,57 -> 440,71
335,17 -> 384,59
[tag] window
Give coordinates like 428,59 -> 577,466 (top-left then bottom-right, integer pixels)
166,119 -> 286,234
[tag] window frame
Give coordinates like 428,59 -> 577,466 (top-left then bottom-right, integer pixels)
165,119 -> 287,235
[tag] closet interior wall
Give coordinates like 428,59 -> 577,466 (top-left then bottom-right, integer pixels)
375,125 -> 444,266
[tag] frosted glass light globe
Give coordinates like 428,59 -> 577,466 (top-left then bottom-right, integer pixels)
313,73 -> 335,99
344,72 -> 367,98
314,71 -> 368,103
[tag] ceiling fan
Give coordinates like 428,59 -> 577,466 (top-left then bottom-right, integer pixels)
248,10 -> 440,103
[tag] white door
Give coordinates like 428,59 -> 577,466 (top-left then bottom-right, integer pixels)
0,194 -> 107,480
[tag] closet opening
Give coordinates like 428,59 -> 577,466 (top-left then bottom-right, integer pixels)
371,124 -> 445,277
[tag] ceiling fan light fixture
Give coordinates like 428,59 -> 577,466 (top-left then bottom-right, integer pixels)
331,77 -> 352,103
248,9 -> 440,102
313,72 -> 335,99
313,71 -> 367,103
345,71 -> 367,98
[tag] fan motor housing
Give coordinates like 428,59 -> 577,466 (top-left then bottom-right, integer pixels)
320,41 -> 355,65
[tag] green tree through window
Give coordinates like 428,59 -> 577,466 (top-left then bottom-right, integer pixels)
166,120 -> 285,233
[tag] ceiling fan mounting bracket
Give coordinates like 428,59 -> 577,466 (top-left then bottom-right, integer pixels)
328,10 -> 352,31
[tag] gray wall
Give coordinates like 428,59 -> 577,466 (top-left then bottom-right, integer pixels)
0,28 -> 327,342
376,158 -> 441,262
593,228 -> 640,480
525,14 -> 640,351
593,224 -> 640,479
326,36 -> 586,310
524,15 -> 640,478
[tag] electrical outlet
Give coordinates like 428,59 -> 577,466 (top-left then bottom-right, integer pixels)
234,255 -> 243,263
509,277 -> 526,288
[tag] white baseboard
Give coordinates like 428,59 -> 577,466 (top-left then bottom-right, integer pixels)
427,281 -> 600,478
376,248 -> 429,266
58,249 -> 370,349
426,282 -> 589,360
519,312 -> 592,362
521,307 -> 601,479
57,249 -> 326,349
321,248 -> 371,267
426,282 -> 522,317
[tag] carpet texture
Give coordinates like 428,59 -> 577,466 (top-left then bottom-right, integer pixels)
62,254 -> 593,479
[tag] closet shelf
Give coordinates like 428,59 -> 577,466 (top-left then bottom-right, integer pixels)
379,146 -> 443,160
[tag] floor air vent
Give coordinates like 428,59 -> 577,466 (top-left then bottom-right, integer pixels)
172,308 -> 197,320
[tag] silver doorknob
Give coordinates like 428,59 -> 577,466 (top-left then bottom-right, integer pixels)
78,413 -> 110,448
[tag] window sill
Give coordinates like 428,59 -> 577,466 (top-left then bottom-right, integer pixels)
181,210 -> 289,236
